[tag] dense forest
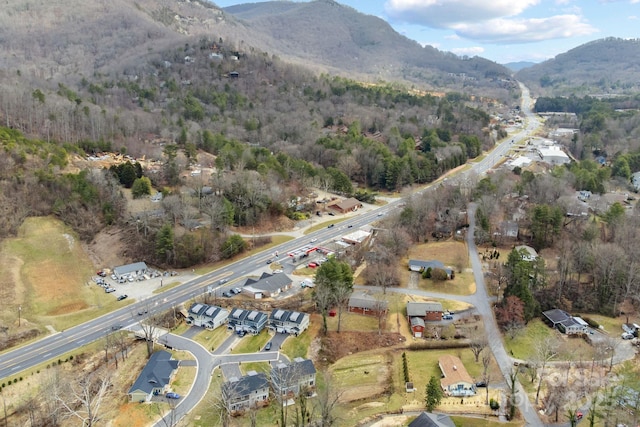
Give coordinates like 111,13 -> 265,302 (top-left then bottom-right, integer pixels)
0,37 -> 507,269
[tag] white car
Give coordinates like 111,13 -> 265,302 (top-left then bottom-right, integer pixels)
274,269 -> 283,274
310,238 -> 317,243
622,332 -> 634,340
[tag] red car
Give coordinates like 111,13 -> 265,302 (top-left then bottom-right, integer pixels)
576,412 -> 583,420
308,262 -> 317,268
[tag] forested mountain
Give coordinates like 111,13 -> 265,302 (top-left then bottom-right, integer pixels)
516,37 -> 640,96
222,0 -> 512,91
0,0 -> 515,269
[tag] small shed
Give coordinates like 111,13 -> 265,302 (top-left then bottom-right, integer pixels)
410,317 -> 425,337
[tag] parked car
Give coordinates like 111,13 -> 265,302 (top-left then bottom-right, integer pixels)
576,411 -> 583,420
233,287 -> 241,294
622,332 -> 634,340
328,212 -> 335,216
475,381 -> 487,387
222,291 -> 232,298
117,294 -> 128,301
165,392 -> 181,399
104,287 -> 116,293
274,269 -> 283,274
264,342 -> 272,351
237,330 -> 246,337
443,314 -> 454,320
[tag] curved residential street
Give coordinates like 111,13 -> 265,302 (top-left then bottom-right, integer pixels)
467,203 -> 543,427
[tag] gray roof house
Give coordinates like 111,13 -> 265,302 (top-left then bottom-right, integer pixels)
227,308 -> 268,335
408,260 -> 453,277
542,309 -> 588,335
347,291 -> 388,316
222,371 -> 270,412
407,301 -> 444,321
408,412 -> 455,427
113,262 -> 148,280
186,303 -> 229,330
268,309 -> 310,335
271,357 -> 317,400
243,272 -> 293,298
128,350 -> 179,402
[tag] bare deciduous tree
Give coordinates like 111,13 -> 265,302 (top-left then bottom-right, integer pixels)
314,370 -> 342,427
534,336 -> 559,405
57,368 -> 111,427
469,336 -> 488,363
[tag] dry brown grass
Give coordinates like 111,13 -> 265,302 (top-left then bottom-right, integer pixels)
0,217 -> 97,330
407,240 -> 469,266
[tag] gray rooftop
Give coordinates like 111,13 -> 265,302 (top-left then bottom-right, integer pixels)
128,350 -> 179,395
407,301 -> 443,316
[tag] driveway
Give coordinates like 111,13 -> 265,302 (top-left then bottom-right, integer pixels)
153,333 -> 215,427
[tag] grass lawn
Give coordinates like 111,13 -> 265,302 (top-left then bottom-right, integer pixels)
398,241 -> 475,295
280,322 -> 316,360
583,313 -> 624,334
503,319 -> 554,360
240,361 -> 271,375
504,319 -> 595,362
326,311 -> 378,332
450,416 -> 523,427
152,281 -> 181,294
230,329 -> 271,354
192,326 -> 233,352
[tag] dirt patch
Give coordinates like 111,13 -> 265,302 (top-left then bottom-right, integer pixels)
84,228 -> 128,269
317,331 -> 406,366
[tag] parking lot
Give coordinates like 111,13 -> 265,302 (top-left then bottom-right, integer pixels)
92,269 -> 197,302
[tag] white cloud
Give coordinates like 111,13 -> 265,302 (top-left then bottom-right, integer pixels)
629,15 -> 638,19
384,0 -> 540,28
452,14 -> 598,43
450,46 -> 485,56
444,34 -> 461,40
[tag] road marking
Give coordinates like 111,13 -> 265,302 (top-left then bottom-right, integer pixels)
43,353 -> 51,358
10,365 -> 21,371
76,340 -> 84,344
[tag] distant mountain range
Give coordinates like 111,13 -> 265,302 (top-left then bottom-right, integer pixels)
221,0 -> 511,87
515,37 -> 640,96
503,61 -> 537,72
0,0 -> 638,100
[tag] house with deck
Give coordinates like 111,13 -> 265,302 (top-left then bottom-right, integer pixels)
438,355 -> 476,397
271,357 -> 317,400
222,371 -> 270,412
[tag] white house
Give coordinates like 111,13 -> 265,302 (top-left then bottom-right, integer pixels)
186,303 -> 229,329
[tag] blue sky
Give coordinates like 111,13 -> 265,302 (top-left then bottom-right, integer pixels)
212,0 -> 640,64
